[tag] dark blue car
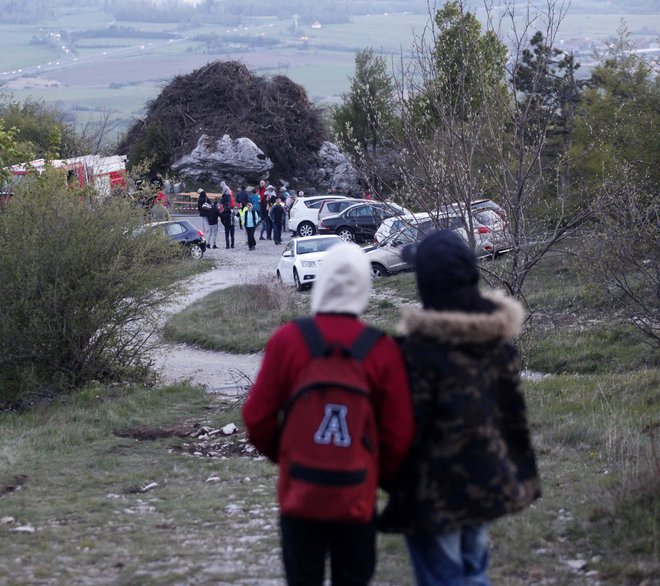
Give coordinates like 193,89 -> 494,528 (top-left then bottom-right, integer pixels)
149,220 -> 207,259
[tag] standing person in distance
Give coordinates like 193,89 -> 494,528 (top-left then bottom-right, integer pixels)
206,201 -> 221,249
249,186 -> 261,210
236,184 -> 250,209
269,197 -> 286,245
379,229 -> 541,586
242,243 -> 414,586
220,180 -> 235,209
220,202 -> 236,249
279,186 -> 290,231
260,185 -> 276,240
242,201 -> 260,251
197,188 -> 210,235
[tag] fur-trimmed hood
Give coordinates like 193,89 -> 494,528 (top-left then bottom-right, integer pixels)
398,290 -> 525,345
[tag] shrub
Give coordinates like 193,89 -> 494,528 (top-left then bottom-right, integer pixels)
0,168 -> 182,407
582,169 -> 659,346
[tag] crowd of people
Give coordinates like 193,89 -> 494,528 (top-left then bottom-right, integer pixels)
196,181 -> 301,251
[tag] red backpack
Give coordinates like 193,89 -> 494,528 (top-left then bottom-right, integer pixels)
277,318 -> 384,522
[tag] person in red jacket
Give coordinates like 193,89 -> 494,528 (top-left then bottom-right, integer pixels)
242,242 -> 414,586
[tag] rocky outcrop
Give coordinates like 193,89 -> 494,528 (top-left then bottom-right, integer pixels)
118,61 -> 326,180
312,141 -> 359,192
171,134 -> 273,184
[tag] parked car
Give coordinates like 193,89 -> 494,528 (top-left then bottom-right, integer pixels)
317,198 -> 364,223
148,220 -> 207,259
317,201 -> 410,243
472,198 -> 507,222
472,208 -> 511,255
288,195 -> 347,237
366,212 -> 499,278
374,211 -> 435,244
276,235 -> 344,291
365,224 -> 432,278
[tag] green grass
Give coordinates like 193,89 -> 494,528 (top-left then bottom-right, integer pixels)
526,325 -> 659,374
0,385 -> 284,584
1,368 -> 657,584
0,384 -> 413,585
162,274 -> 421,351
504,370 -> 660,584
163,281 -> 306,353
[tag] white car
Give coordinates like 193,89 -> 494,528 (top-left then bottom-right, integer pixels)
288,195 -> 347,237
276,235 -> 344,291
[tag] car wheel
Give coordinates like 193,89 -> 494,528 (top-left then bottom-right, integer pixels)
337,227 -> 354,242
297,221 -> 316,237
190,244 -> 204,260
293,269 -> 304,292
371,263 -> 388,279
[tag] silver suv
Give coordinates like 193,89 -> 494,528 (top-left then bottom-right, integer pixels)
317,198 -> 364,223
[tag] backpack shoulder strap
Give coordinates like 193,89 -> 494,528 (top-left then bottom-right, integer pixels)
294,318 -> 329,358
349,326 -> 384,361
295,319 -> 383,361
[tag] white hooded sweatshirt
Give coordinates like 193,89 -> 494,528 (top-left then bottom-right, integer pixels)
311,242 -> 372,316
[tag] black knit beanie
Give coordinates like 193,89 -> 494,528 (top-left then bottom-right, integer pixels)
402,229 -> 480,310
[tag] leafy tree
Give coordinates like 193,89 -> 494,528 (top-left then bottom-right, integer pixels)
345,0 -> 589,304
512,31 -> 581,195
0,168 -> 183,407
570,23 -> 660,193
429,0 -> 507,120
582,167 -> 659,346
358,1 -> 508,229
333,48 -> 397,156
0,121 -> 33,184
0,97 -> 99,161
0,98 -> 65,159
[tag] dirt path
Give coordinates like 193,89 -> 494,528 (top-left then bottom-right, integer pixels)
150,223 -> 292,392
150,224 -> 548,391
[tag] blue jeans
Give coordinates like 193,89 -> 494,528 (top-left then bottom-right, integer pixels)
207,224 -> 218,247
273,221 -> 282,244
260,216 -> 272,238
405,526 -> 491,586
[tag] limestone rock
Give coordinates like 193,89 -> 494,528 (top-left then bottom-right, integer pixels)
172,134 -> 273,184
312,142 -> 359,192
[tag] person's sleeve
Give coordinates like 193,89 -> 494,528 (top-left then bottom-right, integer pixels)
496,344 -> 541,487
241,328 -> 288,462
373,337 -> 415,485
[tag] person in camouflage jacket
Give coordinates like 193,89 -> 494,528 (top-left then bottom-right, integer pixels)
379,229 -> 540,586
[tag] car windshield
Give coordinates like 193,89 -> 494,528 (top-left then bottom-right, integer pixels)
382,225 -> 425,247
474,210 -> 499,226
296,237 -> 341,254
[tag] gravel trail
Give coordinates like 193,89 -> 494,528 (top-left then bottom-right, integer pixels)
150,217 -> 292,392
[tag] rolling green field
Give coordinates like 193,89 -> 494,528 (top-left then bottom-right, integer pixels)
1,7 -> 658,141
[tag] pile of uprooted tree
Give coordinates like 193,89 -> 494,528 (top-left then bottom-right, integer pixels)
117,60 -> 328,182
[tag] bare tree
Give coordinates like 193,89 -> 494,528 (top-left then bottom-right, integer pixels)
344,0 -> 591,304
583,168 -> 659,346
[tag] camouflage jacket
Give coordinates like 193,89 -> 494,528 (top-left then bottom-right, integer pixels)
379,291 -> 541,535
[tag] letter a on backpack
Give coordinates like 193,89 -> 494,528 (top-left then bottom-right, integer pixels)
314,404 -> 351,447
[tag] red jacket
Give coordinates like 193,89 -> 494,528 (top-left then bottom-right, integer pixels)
242,314 -> 414,488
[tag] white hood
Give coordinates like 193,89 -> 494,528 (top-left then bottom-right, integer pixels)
311,243 -> 371,316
